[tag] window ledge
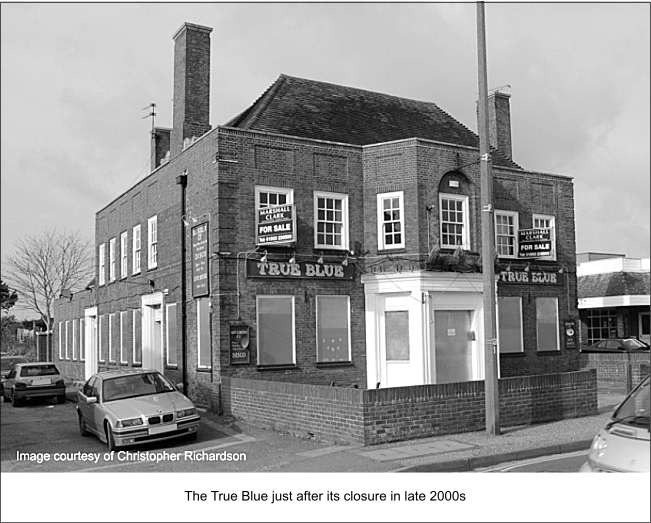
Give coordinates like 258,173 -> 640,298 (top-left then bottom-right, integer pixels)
499,352 -> 525,357
256,364 -> 297,372
316,361 -> 354,368
536,350 -> 562,356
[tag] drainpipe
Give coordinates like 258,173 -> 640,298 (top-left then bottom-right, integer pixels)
176,170 -> 188,395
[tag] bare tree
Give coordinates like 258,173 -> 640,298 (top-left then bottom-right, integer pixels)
3,229 -> 94,358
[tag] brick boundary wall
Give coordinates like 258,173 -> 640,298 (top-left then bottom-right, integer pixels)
579,353 -> 650,394
221,370 -> 598,446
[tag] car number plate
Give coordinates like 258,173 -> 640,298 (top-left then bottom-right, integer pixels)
30,378 -> 50,386
149,423 -> 177,435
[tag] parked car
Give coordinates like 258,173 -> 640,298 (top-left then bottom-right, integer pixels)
2,362 -> 66,407
581,338 -> 650,353
76,368 -> 200,451
1,355 -> 29,394
580,374 -> 650,473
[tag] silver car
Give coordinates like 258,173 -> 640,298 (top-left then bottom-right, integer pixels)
580,374 -> 650,472
2,361 -> 65,406
76,369 -> 200,451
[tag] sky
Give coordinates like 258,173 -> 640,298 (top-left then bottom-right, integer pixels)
2,2 -> 650,294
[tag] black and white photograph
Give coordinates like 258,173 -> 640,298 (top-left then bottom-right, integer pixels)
1,1 -> 649,522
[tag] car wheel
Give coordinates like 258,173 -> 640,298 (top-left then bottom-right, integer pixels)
11,391 -> 21,407
57,395 -> 66,404
78,413 -> 89,437
2,391 -> 9,403
105,423 -> 117,452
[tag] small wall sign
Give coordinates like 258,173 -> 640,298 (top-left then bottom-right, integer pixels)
230,325 -> 251,365
564,320 -> 576,349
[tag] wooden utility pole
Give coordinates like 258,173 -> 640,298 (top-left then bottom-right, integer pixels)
476,1 -> 500,435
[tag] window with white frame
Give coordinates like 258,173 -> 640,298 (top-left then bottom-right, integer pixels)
377,192 -> 405,250
120,231 -> 128,279
98,243 -> 106,286
120,311 -> 128,364
495,211 -> 519,258
498,297 -> 524,353
536,297 -> 559,351
166,304 -> 178,367
98,315 -> 105,363
316,296 -> 351,363
72,319 -> 78,361
532,214 -> 556,261
314,191 -> 348,250
108,313 -> 116,363
109,238 -> 116,282
65,321 -> 70,360
197,298 -> 211,369
256,185 -> 293,208
148,216 -> 158,269
257,296 -> 295,366
132,225 -> 141,275
79,318 -> 85,362
132,309 -> 142,365
439,194 -> 469,249
58,322 -> 64,360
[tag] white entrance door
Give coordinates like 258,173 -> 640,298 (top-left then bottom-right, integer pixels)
379,294 -> 423,388
84,307 -> 98,380
141,293 -> 164,372
433,310 -> 475,384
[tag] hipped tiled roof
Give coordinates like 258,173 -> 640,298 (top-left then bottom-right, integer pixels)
578,272 -> 650,299
226,74 -> 521,169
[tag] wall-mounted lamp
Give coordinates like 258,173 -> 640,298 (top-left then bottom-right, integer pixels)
260,250 -> 268,263
59,289 -> 73,301
523,263 -> 530,272
342,254 -> 349,266
317,255 -> 324,265
505,265 -> 511,272
558,266 -> 565,274
288,253 -> 296,264
148,279 -> 155,291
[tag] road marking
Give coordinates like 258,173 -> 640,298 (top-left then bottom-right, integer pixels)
479,450 -> 589,472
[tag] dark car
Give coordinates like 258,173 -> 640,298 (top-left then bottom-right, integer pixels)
581,338 -> 650,353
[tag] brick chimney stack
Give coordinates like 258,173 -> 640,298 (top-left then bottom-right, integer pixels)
487,92 -> 512,160
170,22 -> 213,159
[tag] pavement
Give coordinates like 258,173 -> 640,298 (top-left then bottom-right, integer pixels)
63,379 -> 626,473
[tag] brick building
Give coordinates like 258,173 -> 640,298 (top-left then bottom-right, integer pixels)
54,22 -> 580,409
577,253 -> 650,347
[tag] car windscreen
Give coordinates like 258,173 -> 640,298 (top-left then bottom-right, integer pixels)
612,377 -> 650,428
19,364 -> 60,377
622,339 -> 648,350
103,373 -> 175,402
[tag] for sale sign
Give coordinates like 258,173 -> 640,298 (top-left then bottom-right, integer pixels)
256,204 -> 296,245
518,228 -> 552,258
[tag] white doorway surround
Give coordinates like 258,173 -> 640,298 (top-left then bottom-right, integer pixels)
141,292 -> 164,373
84,307 -> 98,380
362,271 -> 485,389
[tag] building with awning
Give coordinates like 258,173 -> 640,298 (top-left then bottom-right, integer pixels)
577,253 -> 650,346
